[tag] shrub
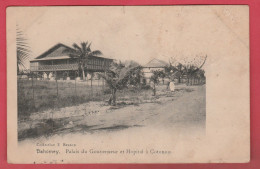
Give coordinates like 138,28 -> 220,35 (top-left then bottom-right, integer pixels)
141,84 -> 152,90
103,88 -> 111,94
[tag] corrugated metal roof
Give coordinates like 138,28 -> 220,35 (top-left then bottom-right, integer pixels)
143,58 -> 169,68
31,56 -> 71,61
35,43 -> 73,60
31,43 -> 113,62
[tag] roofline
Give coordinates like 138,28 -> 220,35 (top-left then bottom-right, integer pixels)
30,56 -> 114,62
143,58 -> 169,67
32,42 -> 113,61
34,43 -> 74,60
142,66 -> 167,68
30,56 -> 71,62
89,55 -> 114,61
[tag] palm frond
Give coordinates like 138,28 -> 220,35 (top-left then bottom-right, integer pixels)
87,42 -> 92,52
16,37 -> 28,42
90,50 -> 102,56
97,72 -> 117,89
16,25 -> 30,72
17,46 -> 31,53
116,65 -> 139,84
81,41 -> 87,53
62,48 -> 80,58
72,43 -> 82,53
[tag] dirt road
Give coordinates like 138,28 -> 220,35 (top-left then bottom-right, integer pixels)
82,85 -> 206,132
19,85 -> 206,140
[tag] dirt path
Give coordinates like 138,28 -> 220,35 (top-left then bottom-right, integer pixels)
82,85 -> 206,132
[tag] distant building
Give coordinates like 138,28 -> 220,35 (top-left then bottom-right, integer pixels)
30,43 -> 113,80
142,58 -> 169,82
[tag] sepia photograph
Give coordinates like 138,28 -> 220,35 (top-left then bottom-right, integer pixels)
7,5 -> 250,163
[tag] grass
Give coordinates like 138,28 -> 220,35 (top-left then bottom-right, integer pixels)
18,79 -> 155,119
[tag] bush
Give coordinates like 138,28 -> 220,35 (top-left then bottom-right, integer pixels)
142,78 -> 147,85
103,88 -> 111,94
141,84 -> 152,90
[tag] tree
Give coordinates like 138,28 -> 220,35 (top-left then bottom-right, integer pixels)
182,55 -> 207,85
150,70 -> 162,96
123,60 -> 144,88
98,62 -> 139,106
16,25 -> 30,74
65,42 -> 102,81
158,70 -> 166,84
167,55 -> 207,85
185,64 -> 206,85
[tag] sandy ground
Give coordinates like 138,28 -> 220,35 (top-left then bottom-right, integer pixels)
18,84 -> 206,141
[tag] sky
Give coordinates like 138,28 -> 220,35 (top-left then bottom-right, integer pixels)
7,6 -> 249,68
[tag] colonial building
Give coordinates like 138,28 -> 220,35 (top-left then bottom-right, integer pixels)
142,58 -> 169,82
30,43 -> 113,80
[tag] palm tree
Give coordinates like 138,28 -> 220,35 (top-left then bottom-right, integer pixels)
167,55 -> 207,85
65,42 -> 102,81
183,55 -> 207,85
16,25 -> 30,74
98,62 -> 139,106
123,60 -> 143,87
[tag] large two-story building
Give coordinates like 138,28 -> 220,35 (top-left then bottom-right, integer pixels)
30,43 -> 113,80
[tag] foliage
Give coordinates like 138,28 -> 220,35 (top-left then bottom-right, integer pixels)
165,63 -> 185,82
98,61 -> 140,105
64,42 -> 102,80
16,25 -> 31,74
141,84 -> 152,90
127,66 -> 144,87
150,70 -> 166,95
150,70 -> 162,85
166,55 -> 207,84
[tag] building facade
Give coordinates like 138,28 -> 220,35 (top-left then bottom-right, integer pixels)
30,43 -> 113,80
142,58 -> 168,83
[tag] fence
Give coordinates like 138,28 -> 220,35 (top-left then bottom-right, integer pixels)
173,77 -> 206,86
17,75 -> 109,117
17,74 -> 206,117
185,77 -> 206,86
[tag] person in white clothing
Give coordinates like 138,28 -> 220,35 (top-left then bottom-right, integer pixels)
169,81 -> 175,92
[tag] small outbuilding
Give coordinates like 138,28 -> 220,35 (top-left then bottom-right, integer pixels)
142,58 -> 169,83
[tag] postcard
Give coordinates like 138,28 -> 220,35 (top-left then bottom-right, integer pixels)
7,5 -> 250,163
